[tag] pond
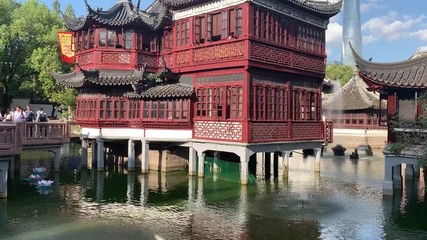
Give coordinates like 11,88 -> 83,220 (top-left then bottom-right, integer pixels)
1,143 -> 426,240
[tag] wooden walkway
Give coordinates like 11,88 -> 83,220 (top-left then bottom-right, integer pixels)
0,121 -> 70,157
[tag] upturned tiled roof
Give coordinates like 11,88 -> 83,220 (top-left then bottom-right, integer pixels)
63,0 -> 169,31
164,0 -> 342,17
323,75 -> 380,111
53,69 -> 144,88
125,83 -> 194,99
351,43 -> 427,89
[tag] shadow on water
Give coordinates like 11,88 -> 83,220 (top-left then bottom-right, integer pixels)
2,144 -> 427,239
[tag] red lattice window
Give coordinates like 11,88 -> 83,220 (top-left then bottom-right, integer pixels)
163,30 -> 173,51
227,86 -> 243,119
236,9 -> 243,36
176,20 -> 190,47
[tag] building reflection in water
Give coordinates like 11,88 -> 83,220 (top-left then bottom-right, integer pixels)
0,199 -> 6,223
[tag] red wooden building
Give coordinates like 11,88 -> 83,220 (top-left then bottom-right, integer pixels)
54,0 -> 341,184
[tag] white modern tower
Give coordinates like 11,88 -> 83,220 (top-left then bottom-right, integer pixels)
341,0 -> 362,67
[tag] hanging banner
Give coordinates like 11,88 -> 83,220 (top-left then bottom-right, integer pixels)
57,32 -> 75,63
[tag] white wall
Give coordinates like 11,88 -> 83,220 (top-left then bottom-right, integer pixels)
399,100 -> 416,122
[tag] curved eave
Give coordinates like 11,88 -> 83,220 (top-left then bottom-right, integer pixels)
288,0 -> 343,18
351,43 -> 427,89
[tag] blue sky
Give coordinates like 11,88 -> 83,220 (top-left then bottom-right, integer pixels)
37,0 -> 427,64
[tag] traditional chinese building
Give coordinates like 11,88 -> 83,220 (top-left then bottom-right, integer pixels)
54,0 -> 341,184
323,75 -> 387,148
352,45 -> 425,195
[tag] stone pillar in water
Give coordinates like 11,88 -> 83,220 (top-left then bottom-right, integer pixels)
81,139 -> 88,168
96,139 -> 104,171
405,164 -> 414,181
141,140 -> 150,174
314,148 -> 322,172
256,152 -> 265,179
198,151 -> 205,177
128,139 -> 136,171
188,147 -> 197,176
239,149 -> 250,185
0,161 -> 9,199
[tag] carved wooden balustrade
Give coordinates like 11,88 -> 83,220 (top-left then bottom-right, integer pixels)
0,122 -> 70,156
0,123 -> 22,155
173,39 -> 247,68
193,120 -> 327,143
76,48 -> 159,70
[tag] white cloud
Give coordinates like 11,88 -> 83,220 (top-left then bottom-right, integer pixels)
362,11 -> 425,41
409,29 -> 427,41
360,0 -> 386,13
326,21 -> 343,48
362,34 -> 378,44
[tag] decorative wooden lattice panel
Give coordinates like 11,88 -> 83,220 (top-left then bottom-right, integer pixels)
194,121 -> 242,141
193,41 -> 245,63
291,122 -> 323,140
251,42 -> 292,66
138,54 -> 158,68
175,50 -> 191,66
101,52 -> 130,64
78,53 -> 93,65
293,52 -> 324,73
251,122 -> 290,142
250,43 -> 325,74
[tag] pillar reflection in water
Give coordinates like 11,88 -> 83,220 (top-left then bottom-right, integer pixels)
53,172 -> 60,196
196,178 -> 205,209
0,199 -> 6,223
96,171 -> 105,203
80,168 -> 88,198
127,172 -> 136,203
139,173 -> 149,206
188,176 -> 197,203
238,186 -> 248,226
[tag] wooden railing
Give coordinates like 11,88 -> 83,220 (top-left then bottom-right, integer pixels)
0,122 -> 70,156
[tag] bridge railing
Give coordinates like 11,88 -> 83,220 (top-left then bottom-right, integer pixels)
22,121 -> 70,145
0,123 -> 22,155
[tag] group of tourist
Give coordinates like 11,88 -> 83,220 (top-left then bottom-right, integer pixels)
0,105 -> 47,123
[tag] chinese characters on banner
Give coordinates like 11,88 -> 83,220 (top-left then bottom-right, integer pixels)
57,32 -> 75,63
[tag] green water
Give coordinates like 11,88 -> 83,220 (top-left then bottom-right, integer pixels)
1,144 -> 427,239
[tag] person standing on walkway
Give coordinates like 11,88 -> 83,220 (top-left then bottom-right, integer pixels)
12,106 -> 25,123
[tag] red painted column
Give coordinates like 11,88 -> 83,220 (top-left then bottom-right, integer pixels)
387,93 -> 397,142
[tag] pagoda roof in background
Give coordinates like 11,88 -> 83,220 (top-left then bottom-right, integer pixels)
62,0 -> 170,31
351,43 -> 427,89
163,0 -> 343,17
323,75 -> 380,111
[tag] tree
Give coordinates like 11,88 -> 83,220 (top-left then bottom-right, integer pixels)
0,0 -> 75,109
325,64 -> 355,86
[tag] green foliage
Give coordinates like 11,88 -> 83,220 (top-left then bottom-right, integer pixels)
325,64 -> 355,86
0,0 -> 76,108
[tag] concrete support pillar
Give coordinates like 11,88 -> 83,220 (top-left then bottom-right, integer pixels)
188,147 -> 197,176
270,152 -> 275,177
393,165 -> 402,189
383,159 -> 394,195
198,151 -> 205,177
405,164 -> 414,181
0,161 -> 9,199
81,139 -> 88,168
282,151 -> 291,178
97,139 -> 104,171
128,139 -> 136,171
314,148 -> 321,172
240,150 -> 250,185
141,140 -> 150,174
256,152 -> 265,179
414,166 -> 420,179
